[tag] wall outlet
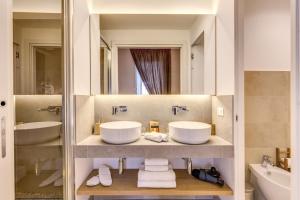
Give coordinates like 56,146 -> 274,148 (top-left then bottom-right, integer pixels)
217,107 -> 224,117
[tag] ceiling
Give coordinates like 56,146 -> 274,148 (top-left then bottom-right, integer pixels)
12,0 -> 218,15
100,14 -> 202,30
92,0 -> 218,14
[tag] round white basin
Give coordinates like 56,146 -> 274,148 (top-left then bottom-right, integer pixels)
169,121 -> 211,144
100,121 -> 142,144
15,121 -> 62,145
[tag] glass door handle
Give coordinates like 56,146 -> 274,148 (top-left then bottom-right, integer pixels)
1,116 -> 6,158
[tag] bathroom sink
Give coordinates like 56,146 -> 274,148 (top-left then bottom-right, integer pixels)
15,121 -> 62,145
169,121 -> 211,144
250,164 -> 290,200
100,121 -> 142,144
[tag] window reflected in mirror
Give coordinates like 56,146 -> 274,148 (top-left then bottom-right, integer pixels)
117,48 -> 180,95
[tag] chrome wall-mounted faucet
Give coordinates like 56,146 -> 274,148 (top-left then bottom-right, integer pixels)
37,105 -> 62,115
112,105 -> 128,115
172,105 -> 189,115
261,155 -> 273,168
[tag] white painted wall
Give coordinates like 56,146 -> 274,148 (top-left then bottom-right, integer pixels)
13,0 -> 61,13
191,43 -> 204,94
90,14 -> 101,95
244,0 -> 291,71
102,29 -> 190,47
73,0 -> 91,95
91,0 -> 218,14
190,15 -> 216,95
216,0 -> 235,95
75,158 -> 93,200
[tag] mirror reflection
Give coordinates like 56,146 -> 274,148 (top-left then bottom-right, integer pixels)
13,14 -> 62,95
98,14 -> 216,95
117,48 -> 180,95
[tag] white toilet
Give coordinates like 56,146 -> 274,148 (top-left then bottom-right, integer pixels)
245,182 -> 254,200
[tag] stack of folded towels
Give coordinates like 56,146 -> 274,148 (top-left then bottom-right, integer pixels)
138,158 -> 176,188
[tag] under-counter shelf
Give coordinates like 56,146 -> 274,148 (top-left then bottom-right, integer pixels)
74,135 -> 233,158
77,169 -> 233,197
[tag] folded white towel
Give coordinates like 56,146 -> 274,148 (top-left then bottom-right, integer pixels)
138,180 -> 176,188
144,132 -> 168,143
145,158 -> 168,166
144,164 -> 172,172
138,169 -> 176,182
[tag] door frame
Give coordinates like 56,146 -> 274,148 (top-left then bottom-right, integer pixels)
235,0 -> 300,200
0,0 -> 15,199
291,0 -> 300,199
29,43 -> 61,94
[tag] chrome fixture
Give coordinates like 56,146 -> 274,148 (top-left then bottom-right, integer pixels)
118,157 -> 126,174
183,158 -> 193,175
261,155 -> 273,168
1,117 -> 6,158
112,106 -> 127,115
37,105 -> 62,115
172,105 -> 189,115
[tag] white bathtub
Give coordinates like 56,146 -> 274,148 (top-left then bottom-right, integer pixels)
250,164 -> 290,200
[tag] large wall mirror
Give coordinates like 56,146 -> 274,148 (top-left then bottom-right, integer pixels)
97,14 -> 216,95
13,13 -> 63,95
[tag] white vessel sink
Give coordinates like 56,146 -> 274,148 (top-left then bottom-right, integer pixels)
15,121 -> 62,145
169,121 -> 211,144
100,121 -> 142,144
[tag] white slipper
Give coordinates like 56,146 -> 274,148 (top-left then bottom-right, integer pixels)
54,177 -> 63,187
98,165 -> 112,186
39,169 -> 62,187
86,175 -> 100,187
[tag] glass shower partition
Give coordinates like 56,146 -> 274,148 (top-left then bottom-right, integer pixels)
13,2 -> 64,199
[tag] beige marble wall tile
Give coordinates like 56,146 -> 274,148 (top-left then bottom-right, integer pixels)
245,96 -> 290,124
245,123 -> 290,148
245,71 -> 290,149
245,147 -> 276,181
15,95 -> 62,123
245,71 -> 291,180
94,95 -> 212,133
212,96 -> 233,143
245,71 -> 290,96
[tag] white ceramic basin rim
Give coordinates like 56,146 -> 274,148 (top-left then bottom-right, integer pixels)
15,121 -> 62,145
15,121 -> 62,130
169,121 -> 211,144
250,164 -> 290,200
100,121 -> 142,144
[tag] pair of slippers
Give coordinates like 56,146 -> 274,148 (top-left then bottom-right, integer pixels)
86,165 -> 112,187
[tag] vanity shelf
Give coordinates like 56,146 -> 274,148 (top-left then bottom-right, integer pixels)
77,169 -> 233,197
74,135 -> 233,158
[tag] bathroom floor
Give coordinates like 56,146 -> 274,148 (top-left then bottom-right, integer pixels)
15,171 -> 63,200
